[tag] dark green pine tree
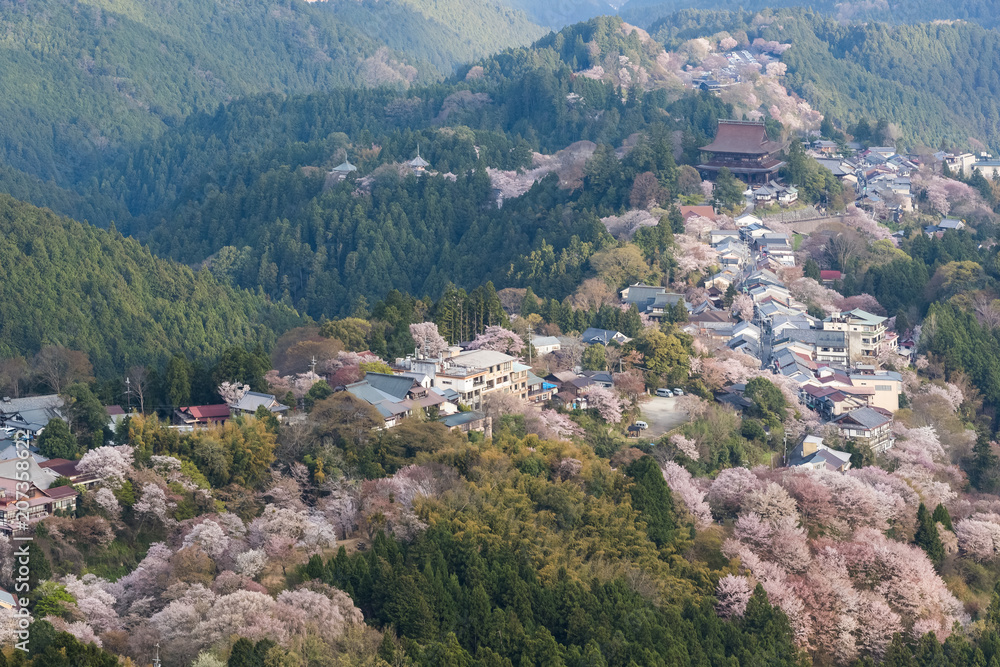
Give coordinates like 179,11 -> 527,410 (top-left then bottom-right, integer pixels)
914,503 -> 945,566
378,631 -> 397,664
228,638 -> 258,667
621,304 -> 643,337
932,503 -> 954,532
668,204 -> 684,234
803,259 -> 821,281
970,432 -> 1000,493
624,456 -> 678,548
724,283 -> 737,307
712,167 -> 746,211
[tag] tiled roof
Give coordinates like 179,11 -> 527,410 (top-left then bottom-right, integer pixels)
835,406 -> 891,430
700,120 -> 786,155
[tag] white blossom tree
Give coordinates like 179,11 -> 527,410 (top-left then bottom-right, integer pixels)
409,322 -> 450,356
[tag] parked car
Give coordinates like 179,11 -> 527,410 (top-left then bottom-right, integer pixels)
672,388 -> 684,396
655,388 -> 671,397
634,421 -> 648,430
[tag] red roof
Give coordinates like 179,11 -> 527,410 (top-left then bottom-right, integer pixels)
183,405 -> 231,420
819,270 -> 842,281
39,459 -> 82,478
680,205 -> 716,220
105,405 -> 126,416
43,486 -> 78,500
700,120 -> 786,155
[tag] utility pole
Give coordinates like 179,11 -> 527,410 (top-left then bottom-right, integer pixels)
124,377 -> 132,412
526,324 -> 533,366
310,355 -> 317,375
153,643 -> 162,667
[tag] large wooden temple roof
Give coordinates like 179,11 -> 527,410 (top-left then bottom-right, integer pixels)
700,120 -> 786,155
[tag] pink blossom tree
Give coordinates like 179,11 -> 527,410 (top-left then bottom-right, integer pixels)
92,487 -> 121,520
706,467 -> 762,519
78,445 -> 134,488
669,434 -> 700,460
586,386 -> 623,423
715,574 -> 753,619
409,322 -> 449,356
218,381 -> 249,405
731,293 -> 755,321
133,483 -> 175,526
467,326 -> 525,355
661,462 -> 712,527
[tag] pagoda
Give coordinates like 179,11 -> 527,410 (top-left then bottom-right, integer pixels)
409,145 -> 430,174
698,120 -> 787,184
328,158 -> 357,182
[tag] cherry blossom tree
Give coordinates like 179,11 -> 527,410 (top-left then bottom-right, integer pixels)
955,518 -> 1000,561
730,294 -> 755,322
78,445 -> 134,488
586,386 -> 623,423
92,487 -> 121,520
661,462 -> 712,527
834,294 -> 886,315
613,371 -> 646,403
133,483 -> 175,526
183,520 -> 230,559
551,457 -> 582,481
669,434 -> 700,460
715,574 -> 753,619
320,480 -> 360,539
719,36 -> 739,51
62,574 -> 122,633
409,322 -> 449,356
765,62 -> 787,76
218,381 -> 249,405
534,410 -> 583,439
706,467 -> 762,519
745,482 -> 799,522
235,549 -> 269,579
789,278 -> 841,314
467,326 -> 525,355
675,235 -> 718,274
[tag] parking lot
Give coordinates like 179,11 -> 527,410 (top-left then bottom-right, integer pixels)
636,394 -> 689,440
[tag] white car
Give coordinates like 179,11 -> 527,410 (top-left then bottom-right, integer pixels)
673,388 -> 684,396
634,421 -> 648,430
655,388 -> 671,397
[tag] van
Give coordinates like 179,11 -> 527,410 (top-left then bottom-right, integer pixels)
673,388 -> 684,396
655,388 -> 671,397
634,421 -> 648,430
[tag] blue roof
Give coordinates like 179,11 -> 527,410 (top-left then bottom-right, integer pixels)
439,411 -> 485,428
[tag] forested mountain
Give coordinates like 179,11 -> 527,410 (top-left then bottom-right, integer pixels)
327,0 -> 546,73
645,10 -> 1000,151
621,0 -> 1000,29
0,0 -> 417,185
0,194 -> 301,376
66,17 -> 732,320
0,0 -> 547,194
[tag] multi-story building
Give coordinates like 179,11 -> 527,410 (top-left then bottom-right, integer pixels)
396,348 -> 527,410
822,309 -> 895,361
833,407 -> 894,454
